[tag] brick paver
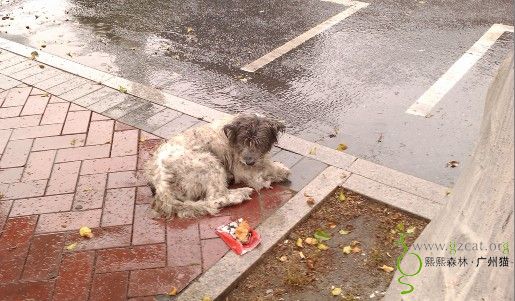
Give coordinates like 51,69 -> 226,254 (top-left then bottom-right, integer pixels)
0,74 -> 296,300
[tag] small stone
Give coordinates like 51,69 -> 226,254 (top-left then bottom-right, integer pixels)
265,289 -> 273,295
75,204 -> 83,210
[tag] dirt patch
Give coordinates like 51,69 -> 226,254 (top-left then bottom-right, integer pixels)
223,189 -> 428,301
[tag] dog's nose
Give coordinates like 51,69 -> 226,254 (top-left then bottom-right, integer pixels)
244,156 -> 256,166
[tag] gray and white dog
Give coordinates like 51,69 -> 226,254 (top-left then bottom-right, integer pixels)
146,113 -> 291,218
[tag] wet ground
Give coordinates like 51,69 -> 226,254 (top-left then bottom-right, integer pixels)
0,0 -> 513,186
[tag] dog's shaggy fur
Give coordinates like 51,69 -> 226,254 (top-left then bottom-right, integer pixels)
146,114 -> 291,218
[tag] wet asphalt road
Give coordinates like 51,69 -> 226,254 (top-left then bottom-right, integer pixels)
1,0 -> 513,186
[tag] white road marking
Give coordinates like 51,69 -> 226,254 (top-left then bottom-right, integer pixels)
406,23 -> 514,117
241,0 -> 369,72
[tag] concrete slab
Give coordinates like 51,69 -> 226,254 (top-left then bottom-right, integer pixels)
348,158 -> 449,204
343,173 -> 440,220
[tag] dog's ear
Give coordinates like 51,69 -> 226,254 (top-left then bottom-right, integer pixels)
223,123 -> 238,144
264,119 -> 286,145
268,119 -> 286,135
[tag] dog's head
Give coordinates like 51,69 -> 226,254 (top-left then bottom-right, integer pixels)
223,114 -> 286,166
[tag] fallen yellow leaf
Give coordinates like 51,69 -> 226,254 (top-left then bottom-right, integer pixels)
342,246 -> 352,254
406,226 -> 416,234
65,242 -> 77,251
339,229 -> 350,235
296,238 -> 303,248
331,287 -> 342,296
168,287 -> 178,296
304,237 -> 318,245
202,296 -> 212,301
338,191 -> 346,202
79,226 -> 93,238
299,251 -> 306,259
309,147 -> 317,155
279,255 -> 288,262
380,265 -> 395,273
336,143 -> 347,151
317,243 -> 329,250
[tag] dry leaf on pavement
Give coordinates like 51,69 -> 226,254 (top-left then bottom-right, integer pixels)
317,243 -> 329,251
65,242 -> 77,251
331,287 -> 342,296
380,265 -> 395,273
30,51 -> 38,60
168,287 -> 177,296
79,226 -> 93,238
304,237 -> 318,245
327,222 -> 337,229
336,143 -> 347,151
446,160 -> 459,168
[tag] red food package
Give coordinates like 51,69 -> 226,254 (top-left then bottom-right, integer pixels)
216,218 -> 261,255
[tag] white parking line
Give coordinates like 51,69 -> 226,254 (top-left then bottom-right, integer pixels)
406,23 -> 514,117
241,0 -> 369,72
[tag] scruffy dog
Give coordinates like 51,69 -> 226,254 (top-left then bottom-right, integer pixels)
146,114 -> 291,218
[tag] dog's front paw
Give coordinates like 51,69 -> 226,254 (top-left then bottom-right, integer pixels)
273,162 -> 291,181
250,179 -> 272,191
262,180 -> 272,189
238,187 -> 254,200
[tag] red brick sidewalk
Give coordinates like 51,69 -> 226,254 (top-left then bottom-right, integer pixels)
0,83 -> 293,300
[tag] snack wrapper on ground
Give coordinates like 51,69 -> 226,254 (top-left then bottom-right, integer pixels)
216,218 -> 261,255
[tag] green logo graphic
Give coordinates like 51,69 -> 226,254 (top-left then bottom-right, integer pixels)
449,240 -> 457,255
502,242 -> 510,254
396,232 -> 423,295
